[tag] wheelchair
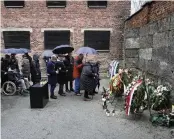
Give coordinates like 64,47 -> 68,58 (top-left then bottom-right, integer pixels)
1,71 -> 24,96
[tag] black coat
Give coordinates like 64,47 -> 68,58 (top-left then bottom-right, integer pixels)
64,56 -> 74,81
55,60 -> 67,85
10,58 -> 19,71
80,62 -> 97,93
47,61 -> 57,85
31,54 -> 41,83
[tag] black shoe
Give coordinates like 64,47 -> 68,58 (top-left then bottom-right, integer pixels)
59,93 -> 66,96
94,91 -> 98,94
84,97 -> 92,101
50,95 -> 57,99
89,92 -> 95,96
70,88 -> 74,92
75,92 -> 82,96
66,89 -> 71,93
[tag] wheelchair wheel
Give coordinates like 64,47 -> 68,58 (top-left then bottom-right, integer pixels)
2,81 -> 16,96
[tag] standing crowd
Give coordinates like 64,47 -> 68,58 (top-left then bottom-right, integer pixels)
1,53 -> 100,101
47,53 -> 100,101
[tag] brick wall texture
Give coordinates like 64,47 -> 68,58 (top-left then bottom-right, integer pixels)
124,1 -> 174,86
1,1 -> 130,75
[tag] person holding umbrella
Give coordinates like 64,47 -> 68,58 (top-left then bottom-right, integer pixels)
55,54 -> 67,96
73,54 -> 84,96
64,52 -> 74,92
47,55 -> 58,99
52,44 -> 74,96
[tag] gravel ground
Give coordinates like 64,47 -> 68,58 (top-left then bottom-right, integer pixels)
1,79 -> 172,139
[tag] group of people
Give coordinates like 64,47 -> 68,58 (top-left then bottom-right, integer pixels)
1,52 -> 100,101
1,53 -> 41,92
47,53 -> 100,101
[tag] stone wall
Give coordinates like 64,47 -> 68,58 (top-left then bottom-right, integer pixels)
1,1 -> 130,75
124,1 -> 174,86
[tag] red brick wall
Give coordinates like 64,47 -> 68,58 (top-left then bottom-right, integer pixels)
1,1 -> 130,59
125,1 -> 174,28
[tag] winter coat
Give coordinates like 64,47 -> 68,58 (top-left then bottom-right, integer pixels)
31,54 -> 41,83
10,58 -> 19,71
1,58 -> 10,72
21,58 -> 30,77
89,62 -> 100,90
80,62 -> 97,93
73,56 -> 83,79
47,61 -> 57,85
55,60 -> 67,85
26,54 -> 32,69
64,55 -> 74,81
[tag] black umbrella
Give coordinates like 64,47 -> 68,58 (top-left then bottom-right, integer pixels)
52,45 -> 74,54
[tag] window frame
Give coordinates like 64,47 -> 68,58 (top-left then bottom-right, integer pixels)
84,30 -> 110,51
3,31 -> 30,49
4,0 -> 25,8
46,0 -> 66,8
87,1 -> 107,8
44,30 -> 71,50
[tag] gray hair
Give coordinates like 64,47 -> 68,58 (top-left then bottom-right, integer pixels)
51,55 -> 57,62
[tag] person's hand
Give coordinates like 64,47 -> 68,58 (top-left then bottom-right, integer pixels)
4,72 -> 7,75
56,71 -> 59,74
66,70 -> 68,72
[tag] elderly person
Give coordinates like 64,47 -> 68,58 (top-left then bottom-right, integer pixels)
25,53 -> 32,81
21,55 -> 30,80
64,52 -> 74,92
55,55 -> 67,96
31,54 -> 41,84
47,55 -> 58,99
73,54 -> 84,96
80,61 -> 98,101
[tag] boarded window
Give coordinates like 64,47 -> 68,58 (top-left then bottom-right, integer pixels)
44,31 -> 70,49
84,31 -> 110,51
3,31 -> 30,49
87,1 -> 107,8
46,1 -> 66,8
4,0 -> 25,8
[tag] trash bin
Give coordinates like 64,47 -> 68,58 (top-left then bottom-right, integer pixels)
30,82 -> 49,108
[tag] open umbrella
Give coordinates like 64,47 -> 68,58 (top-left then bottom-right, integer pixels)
41,50 -> 54,58
76,46 -> 98,62
76,47 -> 98,55
1,48 -> 31,54
52,45 -> 74,54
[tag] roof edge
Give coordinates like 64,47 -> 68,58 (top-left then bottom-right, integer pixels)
125,1 -> 154,22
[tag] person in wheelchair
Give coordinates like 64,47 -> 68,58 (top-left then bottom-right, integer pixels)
7,67 -> 30,92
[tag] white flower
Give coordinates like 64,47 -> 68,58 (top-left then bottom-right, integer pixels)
162,87 -> 167,91
102,98 -> 106,102
106,112 -> 110,117
157,93 -> 162,96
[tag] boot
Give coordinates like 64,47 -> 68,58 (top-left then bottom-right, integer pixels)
50,95 -> 57,99
59,92 -> 66,96
66,89 -> 71,93
84,96 -> 92,101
